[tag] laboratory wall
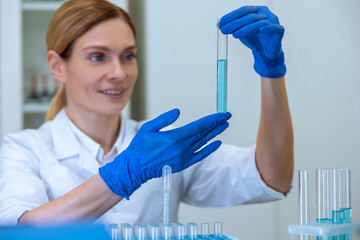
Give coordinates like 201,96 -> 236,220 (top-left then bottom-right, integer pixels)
129,0 -> 360,239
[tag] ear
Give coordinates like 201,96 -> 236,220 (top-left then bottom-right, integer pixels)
47,50 -> 67,83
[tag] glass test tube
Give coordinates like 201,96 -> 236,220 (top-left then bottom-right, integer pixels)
331,169 -> 344,224
134,224 -> 146,240
108,224 -> 120,240
299,170 -> 310,225
122,224 -> 133,240
163,165 -> 172,226
147,224 -> 160,240
201,222 -> 209,238
162,224 -> 172,240
214,222 -> 222,237
341,169 -> 352,240
341,168 -> 351,223
316,169 -> 331,222
299,170 -> 310,240
217,19 -> 228,113
187,222 -> 198,240
174,223 -> 185,240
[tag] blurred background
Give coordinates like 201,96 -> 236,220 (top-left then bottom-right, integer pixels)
0,0 -> 359,239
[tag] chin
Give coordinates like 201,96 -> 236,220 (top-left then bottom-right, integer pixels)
96,104 -> 126,116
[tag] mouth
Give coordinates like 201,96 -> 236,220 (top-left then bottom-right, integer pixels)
98,89 -> 125,95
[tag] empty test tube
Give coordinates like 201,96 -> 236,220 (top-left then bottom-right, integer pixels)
122,224 -> 133,240
174,223 -> 185,240
214,222 -> 222,237
187,223 -> 198,240
299,170 -> 310,225
163,165 -> 172,226
134,224 -> 146,240
108,224 -> 120,240
162,224 -> 172,240
147,224 -> 160,240
217,19 -> 228,113
201,223 -> 209,238
298,170 -> 310,240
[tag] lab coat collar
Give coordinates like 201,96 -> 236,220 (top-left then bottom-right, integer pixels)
67,118 -> 101,160
51,108 -> 80,160
50,108 -> 128,162
66,113 -> 125,163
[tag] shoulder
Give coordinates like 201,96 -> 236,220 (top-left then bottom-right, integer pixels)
0,121 -> 54,160
0,121 -> 55,172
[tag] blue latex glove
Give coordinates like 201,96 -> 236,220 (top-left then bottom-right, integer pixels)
99,109 -> 231,199
219,6 -> 286,78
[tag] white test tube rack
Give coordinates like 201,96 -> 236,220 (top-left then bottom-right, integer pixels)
289,168 -> 359,239
288,221 -> 360,239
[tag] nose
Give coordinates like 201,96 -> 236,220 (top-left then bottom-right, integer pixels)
106,58 -> 127,81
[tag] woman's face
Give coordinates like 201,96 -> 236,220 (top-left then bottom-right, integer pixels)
62,18 -> 137,116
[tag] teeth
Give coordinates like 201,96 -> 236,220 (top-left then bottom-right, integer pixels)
100,89 -> 124,95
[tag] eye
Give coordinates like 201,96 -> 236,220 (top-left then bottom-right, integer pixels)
123,53 -> 136,61
89,53 -> 105,62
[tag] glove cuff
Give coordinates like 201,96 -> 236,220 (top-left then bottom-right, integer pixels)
99,152 -> 142,200
253,50 -> 286,78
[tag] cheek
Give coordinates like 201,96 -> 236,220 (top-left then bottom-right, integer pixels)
129,64 -> 138,83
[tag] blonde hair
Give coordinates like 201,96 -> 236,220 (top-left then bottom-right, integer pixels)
45,0 -> 136,121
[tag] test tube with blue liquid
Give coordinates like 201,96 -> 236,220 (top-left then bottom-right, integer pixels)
341,168 -> 351,240
340,168 -> 351,223
316,169 -> 332,240
217,19 -> 228,113
316,169 -> 332,223
331,169 -> 344,225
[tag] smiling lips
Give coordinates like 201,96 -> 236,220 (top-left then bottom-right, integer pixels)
98,88 -> 126,99
99,89 -> 125,95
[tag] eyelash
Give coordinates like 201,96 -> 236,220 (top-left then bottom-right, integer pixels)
88,52 -> 136,63
89,53 -> 105,62
123,53 -> 135,61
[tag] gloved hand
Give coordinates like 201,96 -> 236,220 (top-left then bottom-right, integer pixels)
219,6 -> 286,78
99,108 -> 231,199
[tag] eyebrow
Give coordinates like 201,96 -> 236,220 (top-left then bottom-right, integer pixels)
82,45 -> 137,52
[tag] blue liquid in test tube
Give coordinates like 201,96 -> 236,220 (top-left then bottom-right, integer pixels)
217,19 -> 228,113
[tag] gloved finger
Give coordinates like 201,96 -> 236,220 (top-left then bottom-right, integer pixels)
220,13 -> 267,34
188,140 -> 222,167
141,108 -> 180,132
170,112 -> 231,139
189,122 -> 229,153
258,6 -> 280,24
220,6 -> 260,27
232,20 -> 269,39
259,24 -> 284,35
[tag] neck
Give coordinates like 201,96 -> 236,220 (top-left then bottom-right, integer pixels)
65,105 -> 121,155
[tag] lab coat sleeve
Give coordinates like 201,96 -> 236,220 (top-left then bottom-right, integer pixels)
180,144 -> 285,207
0,132 -> 50,226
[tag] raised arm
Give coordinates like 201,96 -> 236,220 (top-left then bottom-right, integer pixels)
219,6 -> 294,194
17,109 -> 231,224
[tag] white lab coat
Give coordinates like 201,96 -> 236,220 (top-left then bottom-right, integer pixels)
0,109 -> 284,226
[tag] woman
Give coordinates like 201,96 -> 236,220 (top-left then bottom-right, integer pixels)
0,0 -> 293,226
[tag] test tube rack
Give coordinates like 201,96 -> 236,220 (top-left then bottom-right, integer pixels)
108,222 -> 239,240
288,168 -> 357,239
288,221 -> 360,239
